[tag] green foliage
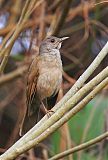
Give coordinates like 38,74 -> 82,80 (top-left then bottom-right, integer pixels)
51,130 -> 61,154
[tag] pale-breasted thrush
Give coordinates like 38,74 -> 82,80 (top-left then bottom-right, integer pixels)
20,36 -> 69,135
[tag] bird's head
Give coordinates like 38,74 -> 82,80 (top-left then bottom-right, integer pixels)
39,36 -> 69,55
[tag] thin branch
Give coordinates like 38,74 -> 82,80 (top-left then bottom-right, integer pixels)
0,65 -> 27,86
0,0 -> 31,51
49,131 -> 108,160
77,95 -> 104,160
52,0 -> 72,35
0,0 -> 38,73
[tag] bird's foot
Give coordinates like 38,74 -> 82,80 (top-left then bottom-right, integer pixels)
46,109 -> 55,118
41,101 -> 54,117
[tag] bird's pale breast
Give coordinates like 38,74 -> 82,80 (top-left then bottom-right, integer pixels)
37,56 -> 62,99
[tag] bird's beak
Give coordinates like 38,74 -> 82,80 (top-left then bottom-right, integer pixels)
60,37 -> 69,42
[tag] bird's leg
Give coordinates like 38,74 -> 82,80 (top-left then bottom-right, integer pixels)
40,100 -> 54,118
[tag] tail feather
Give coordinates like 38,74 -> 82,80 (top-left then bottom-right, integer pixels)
20,95 -> 40,136
20,111 -> 39,136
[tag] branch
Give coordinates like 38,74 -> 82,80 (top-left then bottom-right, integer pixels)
0,0 -> 38,73
52,0 -> 72,35
49,131 -> 108,160
0,65 -> 27,86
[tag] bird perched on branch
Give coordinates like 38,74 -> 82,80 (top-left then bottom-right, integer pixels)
20,36 -> 69,135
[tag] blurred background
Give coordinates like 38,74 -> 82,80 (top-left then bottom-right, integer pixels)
0,0 -> 108,159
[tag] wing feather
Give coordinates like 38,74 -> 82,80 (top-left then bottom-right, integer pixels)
26,57 -> 39,116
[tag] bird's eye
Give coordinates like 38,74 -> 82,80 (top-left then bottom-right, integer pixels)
51,39 -> 55,43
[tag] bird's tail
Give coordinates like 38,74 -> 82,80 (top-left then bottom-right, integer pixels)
20,97 -> 41,136
19,111 -> 38,136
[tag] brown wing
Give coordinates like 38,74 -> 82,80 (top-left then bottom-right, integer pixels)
19,56 -> 41,135
26,56 -> 39,116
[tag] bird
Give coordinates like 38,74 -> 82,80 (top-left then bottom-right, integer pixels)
20,36 -> 69,135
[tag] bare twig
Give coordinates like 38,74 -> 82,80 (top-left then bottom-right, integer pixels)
77,95 -> 104,160
0,65 -> 27,86
48,0 -> 63,11
52,0 -> 72,35
49,131 -> 108,160
0,0 -> 38,73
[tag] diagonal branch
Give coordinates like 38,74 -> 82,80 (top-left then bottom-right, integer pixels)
49,131 -> 108,160
0,65 -> 27,86
52,0 -> 72,35
0,0 -> 38,73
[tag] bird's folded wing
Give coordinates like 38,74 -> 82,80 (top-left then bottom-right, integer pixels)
26,56 -> 40,116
